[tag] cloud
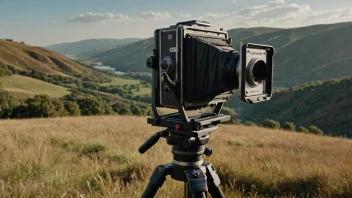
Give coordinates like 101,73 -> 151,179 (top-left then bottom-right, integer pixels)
140,12 -> 171,20
68,11 -> 191,24
68,12 -> 130,23
310,8 -> 352,20
270,0 -> 285,4
199,2 -> 311,27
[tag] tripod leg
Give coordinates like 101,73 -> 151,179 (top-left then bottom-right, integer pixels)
185,169 -> 208,198
205,164 -> 225,198
141,164 -> 171,198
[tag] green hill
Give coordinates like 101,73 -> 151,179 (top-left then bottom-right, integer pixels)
0,75 -> 70,99
93,27 -> 280,72
94,22 -> 352,87
46,38 -> 142,58
230,77 -> 352,138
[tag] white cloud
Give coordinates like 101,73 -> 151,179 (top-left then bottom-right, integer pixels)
68,12 -> 130,23
140,12 -> 171,20
310,8 -> 352,20
270,0 -> 285,4
68,11 -> 191,24
232,0 -> 236,3
199,2 -> 312,27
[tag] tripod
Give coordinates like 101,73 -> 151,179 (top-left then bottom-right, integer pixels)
138,126 -> 225,198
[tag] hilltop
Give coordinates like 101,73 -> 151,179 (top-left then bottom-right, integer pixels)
93,27 -> 281,73
93,22 -> 352,87
0,39 -> 103,77
229,77 -> 352,138
46,38 -> 142,58
0,116 -> 351,197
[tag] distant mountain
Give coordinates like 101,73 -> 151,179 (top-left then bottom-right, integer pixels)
93,27 -> 281,72
0,39 -> 99,76
94,22 -> 352,88
46,38 -> 142,58
229,77 -> 352,138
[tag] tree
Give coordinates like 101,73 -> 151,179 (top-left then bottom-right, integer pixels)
0,89 -> 13,118
131,107 -> 143,116
24,95 -> 57,118
76,96 -> 105,116
64,101 -> 81,116
52,100 -> 68,117
307,125 -> 324,135
283,122 -> 296,131
118,107 -> 132,115
263,119 -> 281,129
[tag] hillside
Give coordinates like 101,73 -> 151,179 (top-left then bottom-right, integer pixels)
46,38 -> 142,58
230,77 -> 352,138
0,116 -> 351,197
0,75 -> 70,99
94,22 -> 352,87
0,39 -> 104,77
93,27 -> 280,72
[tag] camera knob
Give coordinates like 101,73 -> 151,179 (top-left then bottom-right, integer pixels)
161,56 -> 175,73
146,56 -> 157,69
204,148 -> 212,157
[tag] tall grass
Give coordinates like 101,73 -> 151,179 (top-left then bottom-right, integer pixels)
0,116 -> 351,197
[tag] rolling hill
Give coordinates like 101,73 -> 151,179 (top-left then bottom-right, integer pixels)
94,22 -> 352,88
0,39 -> 103,77
93,27 -> 281,72
0,75 -> 70,100
46,38 -> 142,58
229,77 -> 352,138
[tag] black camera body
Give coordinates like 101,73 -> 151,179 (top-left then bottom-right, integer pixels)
147,20 -> 274,113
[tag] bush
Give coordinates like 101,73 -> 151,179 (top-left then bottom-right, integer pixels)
283,122 -> 296,131
64,101 -> 81,116
0,89 -> 13,118
76,96 -> 105,116
299,126 -> 310,133
263,119 -> 281,129
308,125 -> 324,136
245,121 -> 257,126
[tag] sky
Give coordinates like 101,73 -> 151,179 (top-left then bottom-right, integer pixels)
0,0 -> 352,46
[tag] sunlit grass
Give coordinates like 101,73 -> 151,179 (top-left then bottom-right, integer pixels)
0,116 -> 351,197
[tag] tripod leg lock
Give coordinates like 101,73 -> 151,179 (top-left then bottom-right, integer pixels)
185,169 -> 208,193
141,164 -> 171,198
206,164 -> 221,187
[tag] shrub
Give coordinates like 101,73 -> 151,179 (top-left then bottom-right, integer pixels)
263,119 -> 281,129
245,121 -> 257,126
76,96 -> 105,116
64,101 -> 81,116
299,126 -> 310,133
308,125 -> 324,136
0,89 -> 13,118
283,122 -> 296,131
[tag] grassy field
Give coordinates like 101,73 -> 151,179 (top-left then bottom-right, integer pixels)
99,77 -> 140,87
0,116 -> 351,197
0,75 -> 70,99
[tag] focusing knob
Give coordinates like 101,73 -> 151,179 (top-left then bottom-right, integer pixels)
161,56 -> 175,73
204,148 -> 212,157
146,56 -> 157,69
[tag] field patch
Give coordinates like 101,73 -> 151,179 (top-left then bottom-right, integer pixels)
99,77 -> 140,87
0,75 -> 70,99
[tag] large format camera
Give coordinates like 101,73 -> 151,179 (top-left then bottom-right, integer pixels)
146,20 -> 274,125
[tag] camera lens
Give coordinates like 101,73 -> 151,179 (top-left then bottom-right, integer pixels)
247,59 -> 268,87
160,56 -> 175,73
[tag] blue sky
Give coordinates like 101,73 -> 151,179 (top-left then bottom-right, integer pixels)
0,0 -> 352,46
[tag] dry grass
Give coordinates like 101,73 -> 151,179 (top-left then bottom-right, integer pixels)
0,116 -> 351,197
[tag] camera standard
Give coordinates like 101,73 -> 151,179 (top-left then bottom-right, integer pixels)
139,20 -> 274,198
